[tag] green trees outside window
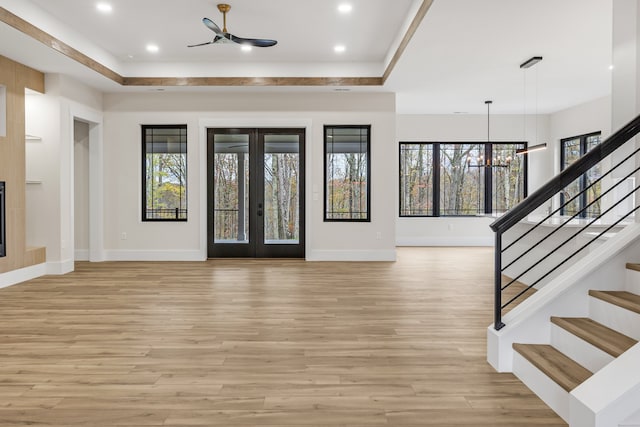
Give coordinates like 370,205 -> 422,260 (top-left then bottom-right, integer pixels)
142,125 -> 187,221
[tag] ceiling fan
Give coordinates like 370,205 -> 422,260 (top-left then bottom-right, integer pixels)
188,3 -> 278,48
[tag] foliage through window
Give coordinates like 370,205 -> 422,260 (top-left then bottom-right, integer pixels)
560,132 -> 601,218
142,125 -> 187,221
400,142 -> 526,216
324,125 -> 370,221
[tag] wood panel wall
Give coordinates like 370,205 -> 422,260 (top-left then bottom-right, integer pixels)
0,55 -> 45,274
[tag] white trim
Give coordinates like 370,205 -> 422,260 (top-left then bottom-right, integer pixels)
75,249 -> 89,261
198,117 -> 314,260
46,259 -> 74,275
104,250 -> 205,262
307,249 -> 396,262
69,101 -> 104,263
0,263 -> 46,289
396,236 -> 493,246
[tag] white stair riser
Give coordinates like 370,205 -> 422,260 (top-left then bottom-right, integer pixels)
550,324 -> 613,373
512,351 -> 570,422
626,269 -> 640,295
589,298 -> 640,341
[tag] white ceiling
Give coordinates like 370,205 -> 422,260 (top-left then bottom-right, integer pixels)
0,0 -> 613,114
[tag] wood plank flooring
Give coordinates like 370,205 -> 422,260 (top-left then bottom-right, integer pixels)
0,247 -> 566,426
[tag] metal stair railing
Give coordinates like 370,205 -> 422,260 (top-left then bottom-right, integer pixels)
490,114 -> 640,330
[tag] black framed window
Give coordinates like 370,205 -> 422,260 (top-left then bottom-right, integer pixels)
560,132 -> 601,218
142,125 -> 187,221
324,125 -> 371,221
399,142 -> 526,217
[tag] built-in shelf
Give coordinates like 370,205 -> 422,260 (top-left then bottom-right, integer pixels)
25,134 -> 41,141
26,180 -> 42,184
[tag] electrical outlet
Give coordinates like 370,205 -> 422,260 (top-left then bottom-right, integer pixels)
121,232 -> 127,240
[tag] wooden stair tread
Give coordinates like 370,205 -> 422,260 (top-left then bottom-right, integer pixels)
589,290 -> 640,315
551,317 -> 637,357
513,343 -> 592,392
626,263 -> 640,272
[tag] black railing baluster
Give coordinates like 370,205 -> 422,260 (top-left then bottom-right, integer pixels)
495,231 -> 505,330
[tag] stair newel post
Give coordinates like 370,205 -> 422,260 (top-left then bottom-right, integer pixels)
495,230 -> 505,330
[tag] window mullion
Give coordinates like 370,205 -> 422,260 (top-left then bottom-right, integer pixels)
433,143 -> 440,217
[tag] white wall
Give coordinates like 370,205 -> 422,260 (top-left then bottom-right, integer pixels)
102,91 -> 397,261
25,74 -> 103,273
549,95 -> 612,177
396,113 -> 550,246
25,87 -> 61,260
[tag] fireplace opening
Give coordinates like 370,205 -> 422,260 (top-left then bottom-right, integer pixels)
0,181 -> 5,258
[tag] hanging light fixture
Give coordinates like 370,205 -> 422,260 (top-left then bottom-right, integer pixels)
517,56 -> 547,155
468,100 -> 511,168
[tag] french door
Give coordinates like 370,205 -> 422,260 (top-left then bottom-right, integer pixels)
207,128 -> 305,258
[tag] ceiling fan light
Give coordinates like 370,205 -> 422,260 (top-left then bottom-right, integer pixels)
241,45 -> 252,52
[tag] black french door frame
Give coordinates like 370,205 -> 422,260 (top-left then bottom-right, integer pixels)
207,128 -> 305,258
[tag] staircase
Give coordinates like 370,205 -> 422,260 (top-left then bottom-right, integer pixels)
511,263 -> 640,424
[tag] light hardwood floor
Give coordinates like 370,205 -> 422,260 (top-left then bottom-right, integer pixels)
0,247 -> 565,426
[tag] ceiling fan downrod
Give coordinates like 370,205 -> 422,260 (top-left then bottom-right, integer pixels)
217,3 -> 231,33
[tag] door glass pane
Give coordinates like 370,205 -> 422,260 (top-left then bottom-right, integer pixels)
263,135 -> 299,244
213,134 -> 249,243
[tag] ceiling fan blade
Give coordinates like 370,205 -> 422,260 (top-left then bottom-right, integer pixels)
228,34 -> 278,47
187,40 -> 215,48
202,17 -> 225,37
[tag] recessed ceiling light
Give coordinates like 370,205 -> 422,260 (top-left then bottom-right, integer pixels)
334,45 -> 346,53
609,64 -> 615,70
338,3 -> 353,13
146,44 -> 159,53
241,45 -> 252,52
96,2 -> 112,13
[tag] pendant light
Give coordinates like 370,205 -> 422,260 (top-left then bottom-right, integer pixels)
467,100 -> 510,168
517,56 -> 547,155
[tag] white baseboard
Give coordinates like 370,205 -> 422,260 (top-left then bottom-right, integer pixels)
307,249 -> 396,262
0,263 -> 47,289
75,249 -> 89,261
104,250 -> 206,262
47,259 -> 74,275
396,236 -> 493,247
